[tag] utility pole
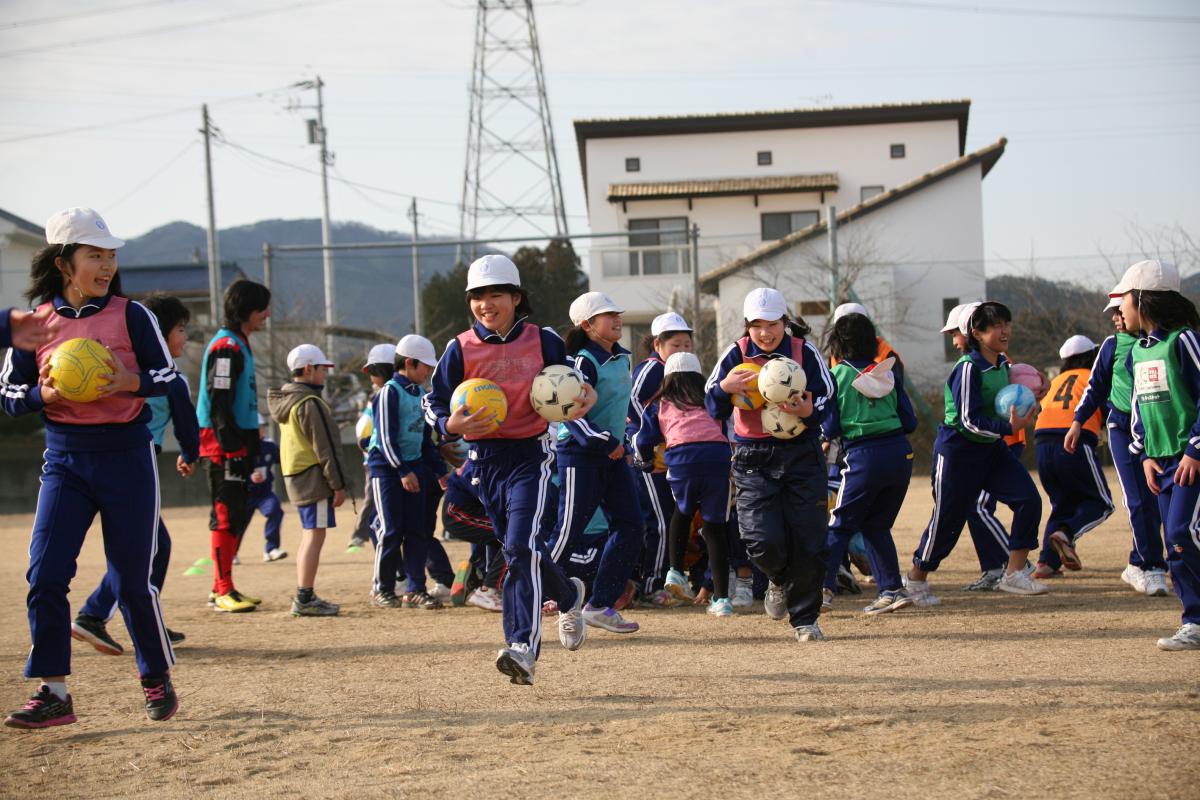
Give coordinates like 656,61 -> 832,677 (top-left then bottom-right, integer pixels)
294,76 -> 336,355
409,197 -> 422,336
201,104 -> 220,325
690,223 -> 702,356
827,205 -> 839,310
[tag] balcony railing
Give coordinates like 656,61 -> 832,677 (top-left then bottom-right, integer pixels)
596,243 -> 692,278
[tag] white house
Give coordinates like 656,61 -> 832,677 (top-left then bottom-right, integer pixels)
572,100 -> 1003,379
0,208 -> 43,311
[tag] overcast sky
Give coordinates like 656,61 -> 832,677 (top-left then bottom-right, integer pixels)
1,0 -> 1197,286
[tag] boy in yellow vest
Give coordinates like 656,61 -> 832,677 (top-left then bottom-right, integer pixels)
267,344 -> 348,616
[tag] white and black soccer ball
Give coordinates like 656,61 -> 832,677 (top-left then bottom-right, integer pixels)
760,404 -> 806,439
530,365 -> 585,422
757,357 -> 806,406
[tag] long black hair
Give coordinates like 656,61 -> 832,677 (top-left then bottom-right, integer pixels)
965,301 -> 1012,352
742,315 -> 811,340
564,324 -> 590,354
465,283 -> 533,320
223,279 -> 271,330
825,313 -> 877,362
1133,290 -> 1200,333
1060,347 -> 1099,373
659,369 -> 707,408
26,243 -> 125,305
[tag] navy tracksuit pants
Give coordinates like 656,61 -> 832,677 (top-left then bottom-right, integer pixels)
914,431 -> 1042,572
963,443 -> 1028,572
1148,457 -> 1200,625
550,457 -> 644,609
732,438 -> 828,628
1109,421 -> 1167,570
635,470 -> 674,595
249,487 -> 284,553
370,471 -> 429,596
826,436 -> 912,593
27,444 -> 174,679
1035,435 -> 1115,569
80,516 -> 171,622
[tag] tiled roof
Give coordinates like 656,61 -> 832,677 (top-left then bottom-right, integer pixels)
608,173 -> 838,202
698,137 -> 1007,290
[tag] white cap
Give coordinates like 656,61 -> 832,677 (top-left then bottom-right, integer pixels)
957,301 -> 983,335
396,334 -> 437,367
940,303 -> 967,334
287,343 -> 334,371
466,254 -> 521,291
1059,334 -> 1097,360
365,343 -> 396,367
832,302 -> 870,324
651,312 -> 692,336
568,291 -> 623,325
663,351 -> 702,376
743,287 -> 788,322
45,207 -> 124,249
1108,259 -> 1180,297
1103,296 -> 1122,312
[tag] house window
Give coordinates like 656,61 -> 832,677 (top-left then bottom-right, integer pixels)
943,297 -> 960,361
625,157 -> 640,172
890,143 -> 906,159
861,185 -> 885,203
798,300 -> 830,319
611,217 -> 689,277
761,210 -> 819,241
757,150 -> 772,166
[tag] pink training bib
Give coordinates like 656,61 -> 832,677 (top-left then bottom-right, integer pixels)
659,399 -> 727,449
456,324 -> 548,440
732,335 -> 804,439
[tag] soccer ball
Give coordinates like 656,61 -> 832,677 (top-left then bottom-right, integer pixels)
729,362 -> 766,411
451,378 -> 508,431
995,383 -> 1036,418
48,337 -> 113,403
758,357 -> 806,405
1008,363 -> 1047,395
761,404 -> 806,439
529,364 -> 585,422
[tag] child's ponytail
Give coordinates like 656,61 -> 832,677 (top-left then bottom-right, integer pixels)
1133,290 -> 1200,333
564,324 -> 590,354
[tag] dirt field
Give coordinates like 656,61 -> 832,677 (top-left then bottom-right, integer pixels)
1,468 -> 1198,799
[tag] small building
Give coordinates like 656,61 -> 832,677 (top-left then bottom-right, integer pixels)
0,208 -> 44,310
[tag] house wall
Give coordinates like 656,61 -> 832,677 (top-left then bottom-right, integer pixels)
0,223 -> 41,310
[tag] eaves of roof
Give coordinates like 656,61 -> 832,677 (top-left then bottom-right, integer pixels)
608,173 -> 838,203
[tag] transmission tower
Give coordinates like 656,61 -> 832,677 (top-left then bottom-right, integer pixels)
458,0 -> 569,262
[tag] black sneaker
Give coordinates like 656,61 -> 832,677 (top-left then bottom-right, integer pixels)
372,591 -> 402,608
71,614 -> 124,656
402,591 -> 443,610
4,686 -> 76,729
167,628 -> 186,644
141,675 -> 178,722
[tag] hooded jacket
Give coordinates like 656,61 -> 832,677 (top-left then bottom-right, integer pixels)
267,381 -> 347,507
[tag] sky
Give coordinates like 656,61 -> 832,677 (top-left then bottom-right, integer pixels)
1,0 -> 1198,288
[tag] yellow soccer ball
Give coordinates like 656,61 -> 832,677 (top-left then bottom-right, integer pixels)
48,337 -> 113,403
729,362 -> 766,411
451,378 -> 508,432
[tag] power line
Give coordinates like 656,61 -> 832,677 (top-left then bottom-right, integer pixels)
0,0 -> 190,31
804,0 -> 1200,24
105,140 -> 199,212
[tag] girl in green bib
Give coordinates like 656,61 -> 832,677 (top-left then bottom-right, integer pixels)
1115,259 -> 1200,651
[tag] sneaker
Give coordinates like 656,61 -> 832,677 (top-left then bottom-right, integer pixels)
904,578 -> 942,607
1049,531 -> 1082,571
212,591 -> 257,613
291,594 -> 340,616
141,675 -> 179,722
71,614 -> 124,656
236,589 -> 262,606
642,588 -> 682,608
996,570 -> 1049,596
863,589 -> 913,616
794,623 -> 825,642
961,568 -> 1003,591
707,597 -> 734,617
613,580 -> 637,611
372,591 -> 402,608
1031,562 -> 1062,580
167,628 -> 185,644
731,575 -> 754,608
558,576 -> 588,650
821,588 -> 834,611
467,586 -> 503,612
582,603 -> 640,634
495,643 -> 535,685
1143,569 -> 1170,597
1121,564 -> 1147,593
664,568 -> 696,603
402,591 -> 443,610
542,599 -> 559,616
428,583 -> 453,602
764,581 -> 787,620
1156,622 -> 1200,651
3,686 -> 76,729
347,536 -> 369,550
232,555 -> 241,566
207,591 -> 217,608
263,547 -> 288,562
836,565 -> 862,595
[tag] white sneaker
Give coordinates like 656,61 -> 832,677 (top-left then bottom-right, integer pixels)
1143,569 -> 1170,597
764,581 -> 787,620
231,555 -> 241,566
821,587 -> 834,611
263,547 -> 287,562
794,623 -> 825,642
997,570 -> 1049,596
1156,622 -> 1200,651
664,568 -> 695,603
467,586 -> 503,612
904,578 -> 941,607
495,643 -> 535,685
731,575 -> 754,608
1121,563 -> 1146,592
557,576 -> 588,651
707,597 -> 734,617
428,582 -> 452,601
582,604 -> 640,633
